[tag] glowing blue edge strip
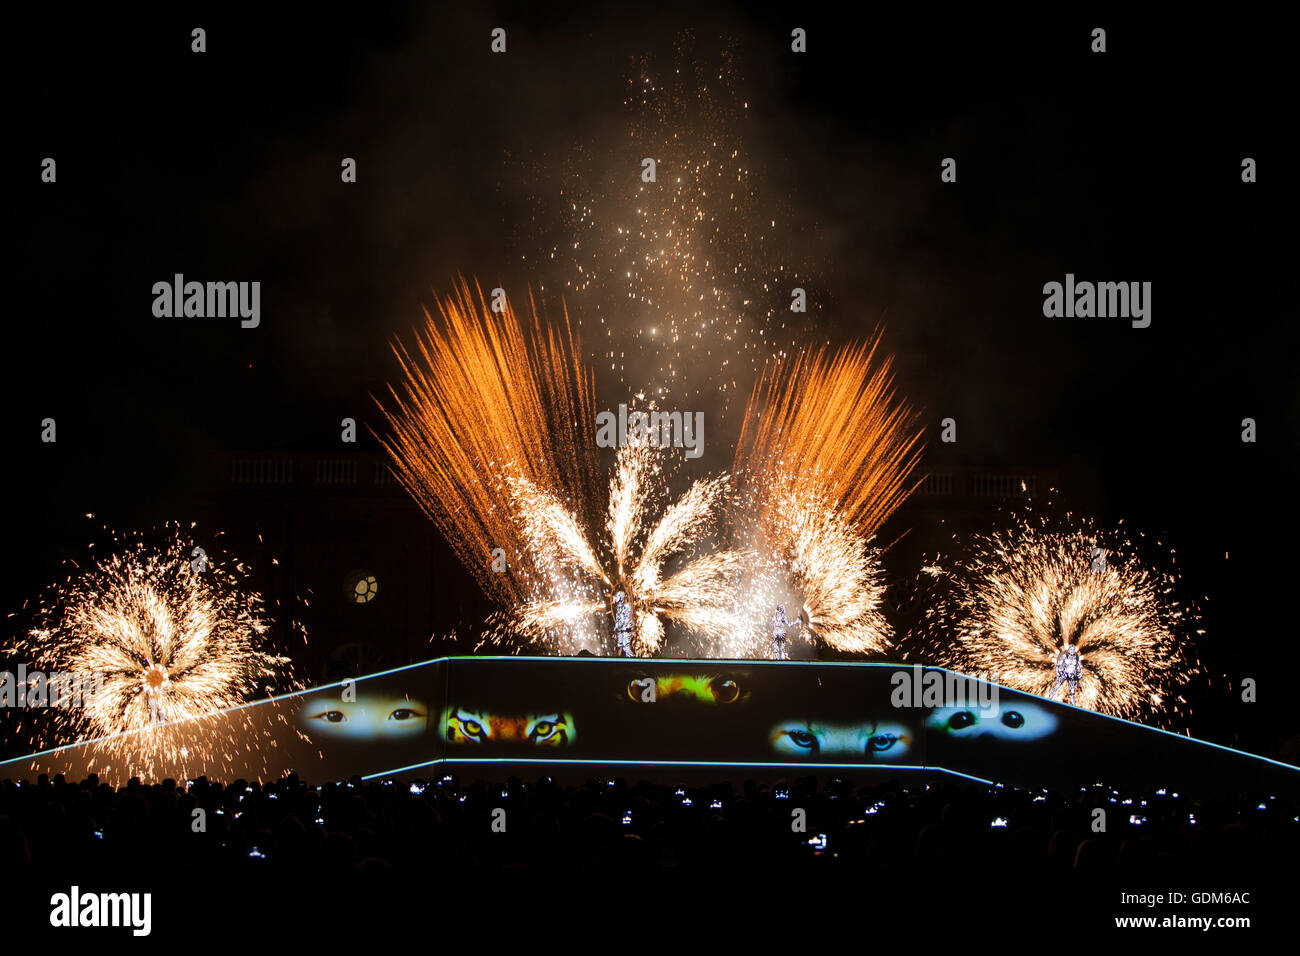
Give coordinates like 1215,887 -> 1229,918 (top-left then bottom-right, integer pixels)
360,759 -> 994,785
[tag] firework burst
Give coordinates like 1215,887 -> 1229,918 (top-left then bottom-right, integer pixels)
379,281 -> 745,655
921,510 -> 1202,724
731,337 -> 924,655
7,523 -> 298,776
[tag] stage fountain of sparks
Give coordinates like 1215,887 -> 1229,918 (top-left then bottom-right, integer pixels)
438,37 -> 918,659
377,281 -> 750,656
5,521 -> 300,779
382,41 -> 953,661
729,339 -> 925,656
919,507 -> 1204,725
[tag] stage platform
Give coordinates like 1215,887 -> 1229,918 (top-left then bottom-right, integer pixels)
2,657 -> 1296,797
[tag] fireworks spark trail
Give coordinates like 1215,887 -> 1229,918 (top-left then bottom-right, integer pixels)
379,281 -> 747,655
376,278 -> 602,607
508,475 -> 607,585
735,339 -> 924,534
540,33 -> 822,413
730,337 -> 925,655
633,473 -> 731,595
920,509 -> 1202,724
6,522 -> 299,778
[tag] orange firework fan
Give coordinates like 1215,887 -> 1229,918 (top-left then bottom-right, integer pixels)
376,279 -> 601,609
731,336 -> 924,655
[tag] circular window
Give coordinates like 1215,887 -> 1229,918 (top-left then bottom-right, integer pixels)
343,569 -> 378,605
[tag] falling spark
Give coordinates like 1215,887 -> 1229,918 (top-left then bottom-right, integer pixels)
536,33 -> 821,412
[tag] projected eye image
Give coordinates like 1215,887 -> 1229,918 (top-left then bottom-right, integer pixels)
769,720 -> 912,759
442,707 -> 575,747
297,695 -> 430,740
626,674 -> 746,703
926,702 -> 1059,741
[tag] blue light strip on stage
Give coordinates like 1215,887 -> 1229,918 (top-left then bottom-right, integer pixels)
359,757 -> 995,786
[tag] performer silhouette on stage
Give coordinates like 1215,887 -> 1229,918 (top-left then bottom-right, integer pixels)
1090,544 -> 1107,573
1049,642 -> 1083,705
613,590 -> 634,658
772,604 -> 800,661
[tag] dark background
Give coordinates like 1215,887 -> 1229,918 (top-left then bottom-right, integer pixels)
6,5 -> 1293,757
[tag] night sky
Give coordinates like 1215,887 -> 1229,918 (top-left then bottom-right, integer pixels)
8,6 -> 1293,753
